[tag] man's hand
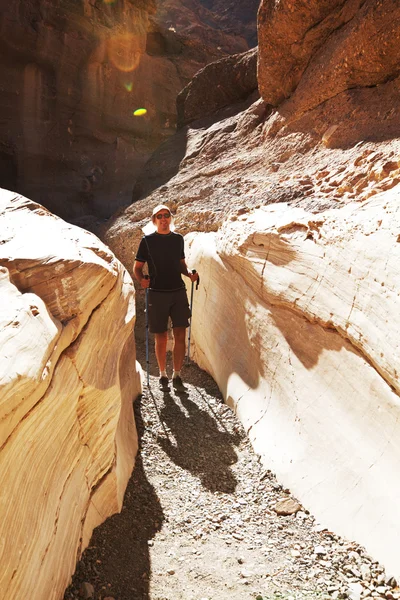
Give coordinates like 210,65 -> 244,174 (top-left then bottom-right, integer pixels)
189,271 -> 199,283
141,276 -> 150,289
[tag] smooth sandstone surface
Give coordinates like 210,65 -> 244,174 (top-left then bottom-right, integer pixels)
185,187 -> 400,577
0,189 -> 141,599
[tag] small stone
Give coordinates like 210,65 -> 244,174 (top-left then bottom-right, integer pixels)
240,569 -> 253,579
349,551 -> 361,563
313,524 -> 328,532
296,511 -> 308,519
314,545 -> 327,555
79,582 -> 95,599
376,573 -> 386,585
360,564 -> 371,580
167,569 -> 175,575
274,498 -> 302,515
348,582 -> 363,600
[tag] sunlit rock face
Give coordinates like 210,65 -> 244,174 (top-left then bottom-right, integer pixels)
0,189 -> 140,600
185,186 -> 400,577
0,0 -> 257,222
258,0 -> 400,125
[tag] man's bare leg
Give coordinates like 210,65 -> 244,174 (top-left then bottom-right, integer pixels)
154,331 -> 168,375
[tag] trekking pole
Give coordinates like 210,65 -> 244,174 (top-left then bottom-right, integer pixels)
186,270 -> 200,365
144,275 -> 150,387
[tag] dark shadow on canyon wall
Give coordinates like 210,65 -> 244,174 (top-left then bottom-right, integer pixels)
64,395 -> 164,600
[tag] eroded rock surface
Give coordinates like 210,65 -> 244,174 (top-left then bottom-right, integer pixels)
0,189 -> 140,600
258,0 -> 400,129
257,0 -> 364,106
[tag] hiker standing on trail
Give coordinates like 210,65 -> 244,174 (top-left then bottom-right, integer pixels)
133,204 -> 199,392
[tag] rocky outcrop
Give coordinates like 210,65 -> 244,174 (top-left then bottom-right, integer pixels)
177,47 -> 259,128
257,0 -> 364,106
0,189 -> 140,600
258,0 -> 400,124
184,187 -> 400,577
0,0 -> 257,223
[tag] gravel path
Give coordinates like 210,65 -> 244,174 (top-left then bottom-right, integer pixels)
64,293 -> 398,600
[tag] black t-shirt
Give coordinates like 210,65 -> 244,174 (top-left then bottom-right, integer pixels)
135,232 -> 185,290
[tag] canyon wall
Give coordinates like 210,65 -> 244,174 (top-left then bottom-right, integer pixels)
103,0 -> 400,578
0,0 -> 257,223
0,189 -> 141,599
184,188 -> 400,578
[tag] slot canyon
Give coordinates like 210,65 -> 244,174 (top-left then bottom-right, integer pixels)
1,1 -> 400,599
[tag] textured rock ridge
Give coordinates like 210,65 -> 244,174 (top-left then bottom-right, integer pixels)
185,187 -> 400,578
258,0 -> 400,124
0,189 -> 140,600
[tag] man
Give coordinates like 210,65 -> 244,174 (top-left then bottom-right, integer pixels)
133,204 -> 199,391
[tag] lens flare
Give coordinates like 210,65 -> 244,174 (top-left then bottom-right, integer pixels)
108,33 -> 142,72
133,108 -> 147,117
124,82 -> 133,92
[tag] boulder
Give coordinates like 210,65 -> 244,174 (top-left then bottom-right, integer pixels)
177,47 -> 259,128
0,189 -> 140,599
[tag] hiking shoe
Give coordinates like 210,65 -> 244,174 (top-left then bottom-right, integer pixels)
159,376 -> 169,391
172,376 -> 185,393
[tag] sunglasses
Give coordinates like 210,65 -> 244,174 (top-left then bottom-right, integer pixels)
156,212 -> 171,219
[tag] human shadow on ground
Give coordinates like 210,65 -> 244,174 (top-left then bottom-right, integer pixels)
64,395 -> 164,600
156,390 -> 241,494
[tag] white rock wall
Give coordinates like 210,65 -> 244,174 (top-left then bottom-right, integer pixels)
0,190 -> 141,599
185,187 -> 400,578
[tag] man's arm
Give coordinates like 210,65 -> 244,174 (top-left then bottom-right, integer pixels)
134,260 -> 150,288
180,259 -> 199,282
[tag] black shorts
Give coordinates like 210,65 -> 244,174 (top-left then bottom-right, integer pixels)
148,288 -> 191,333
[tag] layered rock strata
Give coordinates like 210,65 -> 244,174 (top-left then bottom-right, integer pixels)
184,187 -> 400,578
0,189 -> 140,600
